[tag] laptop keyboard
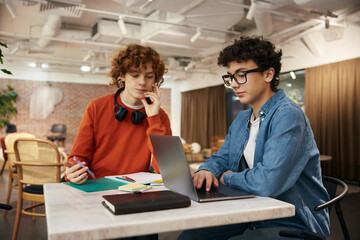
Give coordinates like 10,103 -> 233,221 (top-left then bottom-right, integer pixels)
196,187 -> 227,199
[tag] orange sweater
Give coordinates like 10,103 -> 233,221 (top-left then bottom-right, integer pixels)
66,93 -> 172,180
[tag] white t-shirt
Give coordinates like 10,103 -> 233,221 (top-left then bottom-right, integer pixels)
243,115 -> 260,169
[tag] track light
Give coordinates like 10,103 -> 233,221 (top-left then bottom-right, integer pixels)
5,3 -> 18,19
118,16 -> 127,35
325,18 -> 330,29
115,36 -> 124,44
81,66 -> 91,72
29,62 -> 37,68
184,61 -> 196,71
190,28 -> 201,43
10,45 -> 19,55
246,0 -> 257,20
82,51 -> 92,62
41,63 -> 49,69
290,71 -> 296,80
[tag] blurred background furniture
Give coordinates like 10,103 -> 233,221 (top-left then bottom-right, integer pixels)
3,132 -> 35,217
1,137 -> 8,175
1,124 -> 17,175
58,150 -> 68,177
12,138 -> 63,240
279,176 -> 350,240
47,124 -> 66,152
320,155 -> 332,161
211,136 -> 225,154
0,203 -> 12,211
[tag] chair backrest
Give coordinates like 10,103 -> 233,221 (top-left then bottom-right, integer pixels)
1,137 -> 7,160
58,149 -> 68,174
279,176 -> 350,240
4,133 -> 36,168
14,138 -> 62,185
316,176 -> 348,212
318,176 -> 350,240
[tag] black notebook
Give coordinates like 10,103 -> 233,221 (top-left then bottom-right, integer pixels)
102,190 -> 191,215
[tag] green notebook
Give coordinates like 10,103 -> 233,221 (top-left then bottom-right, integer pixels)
63,178 -> 127,192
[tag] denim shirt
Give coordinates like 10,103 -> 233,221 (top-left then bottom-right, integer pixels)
198,89 -> 330,236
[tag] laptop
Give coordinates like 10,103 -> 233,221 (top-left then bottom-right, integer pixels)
149,135 -> 255,202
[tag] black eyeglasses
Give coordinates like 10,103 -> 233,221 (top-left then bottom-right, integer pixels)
222,67 -> 267,86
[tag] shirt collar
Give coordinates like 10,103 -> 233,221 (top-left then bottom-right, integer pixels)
258,89 -> 286,117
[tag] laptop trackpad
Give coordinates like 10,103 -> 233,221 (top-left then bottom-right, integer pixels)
217,184 -> 253,197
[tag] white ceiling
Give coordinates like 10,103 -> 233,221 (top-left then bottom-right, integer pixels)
0,0 -> 359,76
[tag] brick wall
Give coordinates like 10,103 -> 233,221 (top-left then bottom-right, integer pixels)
0,78 -> 171,153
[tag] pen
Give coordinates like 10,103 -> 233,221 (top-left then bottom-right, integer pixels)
115,176 -> 135,182
73,156 -> 95,178
144,179 -> 163,185
122,176 -> 136,182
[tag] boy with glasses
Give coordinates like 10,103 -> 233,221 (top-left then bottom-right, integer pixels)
179,36 -> 330,239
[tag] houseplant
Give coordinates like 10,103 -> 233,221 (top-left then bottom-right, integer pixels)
0,41 -> 17,129
0,41 -> 12,75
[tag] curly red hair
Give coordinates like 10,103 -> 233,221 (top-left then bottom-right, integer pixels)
109,44 -> 167,88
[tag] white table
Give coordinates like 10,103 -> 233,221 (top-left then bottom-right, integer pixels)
44,183 -> 295,240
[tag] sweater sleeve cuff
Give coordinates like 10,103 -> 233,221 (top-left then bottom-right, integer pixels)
147,114 -> 161,126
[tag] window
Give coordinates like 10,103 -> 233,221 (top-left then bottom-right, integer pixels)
279,69 -> 305,111
226,87 -> 249,129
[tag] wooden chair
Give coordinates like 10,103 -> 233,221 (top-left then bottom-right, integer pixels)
1,137 -> 8,175
12,138 -> 62,240
58,149 -> 68,176
279,176 -> 350,240
3,133 -> 35,217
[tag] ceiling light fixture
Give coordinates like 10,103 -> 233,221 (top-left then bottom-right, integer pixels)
246,0 -> 257,20
41,63 -> 49,69
290,71 -> 296,79
81,66 -> 91,72
82,51 -> 92,62
29,62 -> 37,68
184,61 -> 196,71
5,3 -> 18,19
190,28 -> 201,43
325,18 -> 330,29
117,16 -> 127,35
115,36 -> 124,44
10,45 -> 19,55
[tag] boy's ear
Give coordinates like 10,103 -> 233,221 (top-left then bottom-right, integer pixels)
119,74 -> 125,82
264,68 -> 275,83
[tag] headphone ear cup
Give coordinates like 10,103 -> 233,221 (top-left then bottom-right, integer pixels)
131,110 -> 146,124
114,106 -> 128,121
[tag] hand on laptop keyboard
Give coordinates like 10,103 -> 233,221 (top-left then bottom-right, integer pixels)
192,170 -> 219,191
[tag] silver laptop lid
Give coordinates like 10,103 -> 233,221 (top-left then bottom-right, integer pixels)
149,135 -> 199,201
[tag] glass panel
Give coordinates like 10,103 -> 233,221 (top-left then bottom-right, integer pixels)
279,69 -> 305,111
226,87 -> 250,129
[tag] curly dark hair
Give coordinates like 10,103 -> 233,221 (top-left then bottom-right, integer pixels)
109,44 -> 167,88
218,36 -> 282,92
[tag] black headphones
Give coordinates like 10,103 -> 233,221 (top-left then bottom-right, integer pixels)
114,88 -> 146,124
